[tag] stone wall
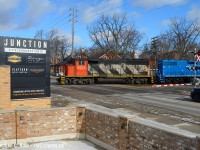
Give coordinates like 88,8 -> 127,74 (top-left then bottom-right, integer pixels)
0,107 -> 85,145
128,120 -> 199,150
0,111 -> 16,141
85,109 -> 120,149
0,106 -> 199,150
0,66 -> 11,110
0,65 -> 51,110
85,108 -> 200,150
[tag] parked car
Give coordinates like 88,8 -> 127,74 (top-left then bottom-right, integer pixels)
191,88 -> 200,101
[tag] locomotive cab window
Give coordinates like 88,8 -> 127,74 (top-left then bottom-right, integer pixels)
79,60 -> 84,65
163,62 -> 177,66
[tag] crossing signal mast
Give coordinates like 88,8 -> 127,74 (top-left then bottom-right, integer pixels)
189,48 -> 200,86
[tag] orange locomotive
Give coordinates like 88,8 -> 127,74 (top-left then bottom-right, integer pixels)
57,57 -> 153,85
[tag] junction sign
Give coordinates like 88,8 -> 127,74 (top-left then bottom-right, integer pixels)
0,36 -> 50,99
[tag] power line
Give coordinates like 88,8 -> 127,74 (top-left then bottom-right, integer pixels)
79,0 -> 122,16
40,0 -> 124,32
37,0 -> 187,40
75,0 -> 110,13
42,0 -> 185,30
41,0 -> 118,31
80,0 -> 186,24
126,0 -> 186,19
75,0 -> 187,39
40,0 -> 88,30
78,0 -> 135,24
45,15 -> 70,31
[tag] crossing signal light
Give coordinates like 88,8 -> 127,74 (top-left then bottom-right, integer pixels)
193,66 -> 199,71
196,50 -> 200,55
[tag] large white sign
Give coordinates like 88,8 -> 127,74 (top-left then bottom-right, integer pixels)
4,48 -> 46,54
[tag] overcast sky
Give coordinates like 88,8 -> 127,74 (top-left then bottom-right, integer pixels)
0,0 -> 199,47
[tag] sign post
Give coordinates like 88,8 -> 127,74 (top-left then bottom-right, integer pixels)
194,48 -> 197,87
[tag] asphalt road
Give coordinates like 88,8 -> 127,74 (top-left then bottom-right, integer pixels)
51,79 -> 200,117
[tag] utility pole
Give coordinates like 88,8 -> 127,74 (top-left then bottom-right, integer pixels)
34,29 -> 43,40
40,30 -> 43,40
69,8 -> 77,58
151,36 -> 159,83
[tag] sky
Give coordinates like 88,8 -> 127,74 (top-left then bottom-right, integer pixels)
0,0 -> 200,48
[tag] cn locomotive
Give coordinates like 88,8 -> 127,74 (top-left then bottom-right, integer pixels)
57,57 -> 153,85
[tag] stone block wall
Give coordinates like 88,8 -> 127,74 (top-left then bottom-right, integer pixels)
0,111 -> 16,141
128,121 -> 199,150
85,109 -> 120,149
0,106 -> 199,150
0,107 -> 86,145
0,66 -> 11,110
26,108 -> 77,138
76,107 -> 86,133
0,65 -> 51,110
85,108 -> 200,150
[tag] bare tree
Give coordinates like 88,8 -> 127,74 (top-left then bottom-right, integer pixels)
139,43 -> 151,59
140,18 -> 200,60
88,13 -> 143,56
34,29 -> 71,62
45,29 -> 58,41
59,38 -> 71,60
159,18 -> 200,59
45,30 -> 59,63
50,36 -> 71,61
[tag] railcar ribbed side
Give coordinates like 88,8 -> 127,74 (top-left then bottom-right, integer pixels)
57,58 -> 153,85
157,60 -> 200,84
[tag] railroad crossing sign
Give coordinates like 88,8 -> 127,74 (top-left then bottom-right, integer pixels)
195,54 -> 200,62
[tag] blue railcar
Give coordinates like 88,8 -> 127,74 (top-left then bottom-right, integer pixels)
157,60 -> 200,84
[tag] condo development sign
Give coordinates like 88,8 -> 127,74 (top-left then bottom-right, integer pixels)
0,36 -> 50,99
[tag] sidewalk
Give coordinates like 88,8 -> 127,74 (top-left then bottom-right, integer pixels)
3,140 -> 104,150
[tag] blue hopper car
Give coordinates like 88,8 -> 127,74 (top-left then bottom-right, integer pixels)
157,60 -> 200,84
